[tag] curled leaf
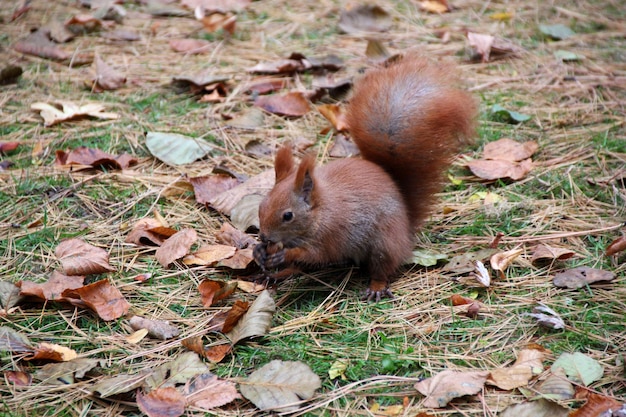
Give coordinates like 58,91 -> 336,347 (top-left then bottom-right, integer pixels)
55,238 -> 115,275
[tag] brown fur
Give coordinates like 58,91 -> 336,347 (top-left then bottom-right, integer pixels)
254,55 -> 477,299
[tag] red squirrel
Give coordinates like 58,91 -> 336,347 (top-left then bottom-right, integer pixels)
253,55 -> 477,300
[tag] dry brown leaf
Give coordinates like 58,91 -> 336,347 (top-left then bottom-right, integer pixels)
33,358 -> 103,385
467,32 -> 494,62
26,342 -> 78,362
188,174 -> 240,205
467,158 -> 533,181
500,399 -> 569,417
553,267 -> 615,289
183,245 -> 237,267
155,228 -> 197,268
225,290 -> 275,344
254,92 -> 310,117
483,138 -> 538,162
209,169 -> 274,217
5,371 -> 32,386
61,279 -> 130,321
488,347 -> 546,390
0,326 -> 33,353
0,281 -> 24,311
221,300 -> 250,333
338,4 -> 392,33
606,236 -> 626,256
537,368 -> 575,400
197,279 -> 237,307
125,218 -> 178,247
230,194 -> 263,231
184,372 -> 240,409
169,39 -> 212,54
55,238 -> 115,276
243,78 -> 286,95
527,304 -> 565,329
129,316 -> 180,340
91,54 -> 126,91
197,10 -> 236,34
531,244 -> 576,264
248,59 -> 304,74
317,104 -> 349,132
236,280 -> 266,293
137,387 -> 185,417
31,101 -> 118,126
418,0 -> 449,13
239,360 -> 321,413
126,329 -> 149,344
570,392 -> 623,417
490,248 -> 523,278
182,337 -> 233,363
218,248 -> 254,269
19,271 -> 85,301
13,29 -> 71,61
182,0 -> 251,13
449,294 -> 482,318
225,108 -> 266,129
55,147 -> 137,170
414,370 -> 489,408
443,248 -> 498,274
65,14 -> 103,32
0,142 -> 20,154
216,222 -> 257,249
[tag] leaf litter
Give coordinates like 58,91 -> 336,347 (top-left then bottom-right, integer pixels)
1,0 -> 625,415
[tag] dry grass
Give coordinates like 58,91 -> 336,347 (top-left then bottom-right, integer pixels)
1,0 -> 626,416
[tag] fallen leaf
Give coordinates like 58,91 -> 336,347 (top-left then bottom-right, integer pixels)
488,347 -> 546,390
553,267 -> 615,289
184,372 -> 240,409
19,271 -> 85,301
254,92 -> 310,117
65,13 -> 103,33
526,304 -> 565,329
169,38 -> 212,54
483,138 -> 538,162
225,108 -> 266,129
606,236 -> 626,256
218,248 -> 254,269
137,387 -> 185,417
458,260 -> 490,287
183,245 -> 237,267
242,78 -> 286,95
537,368 -> 575,400
467,32 -> 494,62
91,54 -> 126,91
101,28 -> 140,41
55,147 -> 137,170
317,104 -> 349,132
221,300 -> 250,333
0,326 -> 34,353
13,29 -> 70,61
197,279 -> 237,307
209,169 -> 274,216
0,142 -> 20,154
236,280 -> 266,293
490,104 -> 531,124
248,59 -> 304,74
216,222 -> 257,249
55,239 -> 114,276
490,248 -> 523,278
126,329 -> 149,344
231,194 -> 264,231
125,218 -> 178,246
129,316 -> 180,340
414,370 -> 489,408
5,371 -> 32,386
554,50 -> 585,61
499,399 -> 569,417
443,249 -> 498,274
0,281 -> 25,310
411,249 -> 448,267
91,372 -> 150,398
225,290 -> 275,344
467,158 -> 534,181
570,392 -> 623,417
188,174 -> 240,205
196,9 -> 236,34
182,337 -> 232,363
26,342 -> 77,362
155,228 -> 198,268
61,279 -> 130,321
31,101 -> 118,126
240,360 -> 321,412
337,4 -> 392,33
145,132 -> 213,166
531,244 -> 576,265
328,360 -> 348,380
539,24 -> 575,40
145,352 -> 209,390
33,358 -> 102,384
418,0 -> 449,13
551,352 -> 604,386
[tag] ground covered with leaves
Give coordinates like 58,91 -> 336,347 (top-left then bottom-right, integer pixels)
1,0 -> 625,416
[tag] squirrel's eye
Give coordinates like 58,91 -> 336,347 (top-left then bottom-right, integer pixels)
282,211 -> 294,222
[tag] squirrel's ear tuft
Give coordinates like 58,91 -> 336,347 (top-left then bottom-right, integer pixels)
274,145 -> 295,183
294,154 -> 316,205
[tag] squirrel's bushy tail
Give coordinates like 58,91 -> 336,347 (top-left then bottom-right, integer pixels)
346,55 -> 477,229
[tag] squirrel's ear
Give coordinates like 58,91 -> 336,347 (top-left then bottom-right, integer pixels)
294,154 -> 316,205
274,145 -> 295,183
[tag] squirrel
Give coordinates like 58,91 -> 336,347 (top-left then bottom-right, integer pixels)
253,55 -> 477,301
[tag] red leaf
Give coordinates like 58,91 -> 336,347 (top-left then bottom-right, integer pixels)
606,236 -> 626,256
61,279 -> 130,321
19,271 -> 85,301
155,229 -> 197,268
137,387 -> 185,417
254,92 -> 310,117
0,142 -> 19,154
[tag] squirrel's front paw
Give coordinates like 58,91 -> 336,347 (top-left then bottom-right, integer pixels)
253,242 -> 269,270
363,280 -> 394,302
264,249 -> 286,269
